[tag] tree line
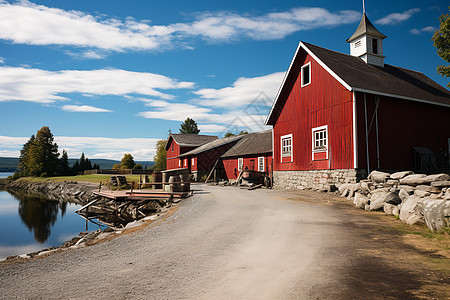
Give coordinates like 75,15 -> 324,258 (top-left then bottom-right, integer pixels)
16,126 -> 99,179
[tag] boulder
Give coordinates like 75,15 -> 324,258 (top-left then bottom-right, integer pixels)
399,189 -> 410,202
390,171 -> 414,180
444,189 -> 450,200
397,185 -> 415,194
369,191 -> 401,211
420,173 -> 450,184
383,203 -> 398,216
347,183 -> 361,199
353,192 -> 369,209
384,179 -> 399,187
360,181 -> 370,193
368,170 -> 390,183
339,183 -> 356,194
431,180 -> 450,187
414,189 -> 431,198
399,196 -> 424,225
415,185 -> 433,192
399,174 -> 426,186
421,199 -> 449,232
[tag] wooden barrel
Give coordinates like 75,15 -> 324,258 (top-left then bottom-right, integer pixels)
179,173 -> 190,192
169,175 -> 181,192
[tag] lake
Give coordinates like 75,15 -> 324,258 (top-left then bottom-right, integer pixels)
0,172 -> 15,179
0,188 -> 104,259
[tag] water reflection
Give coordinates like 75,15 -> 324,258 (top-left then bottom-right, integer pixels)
9,191 -> 70,243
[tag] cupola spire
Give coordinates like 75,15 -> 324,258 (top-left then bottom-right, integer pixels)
347,11 -> 386,67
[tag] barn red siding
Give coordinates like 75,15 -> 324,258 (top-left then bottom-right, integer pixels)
166,140 -> 196,170
356,92 -> 450,171
223,154 -> 273,180
273,51 -> 354,171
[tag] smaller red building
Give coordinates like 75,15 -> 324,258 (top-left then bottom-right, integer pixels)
221,130 -> 273,181
165,134 -> 218,170
178,135 -> 244,180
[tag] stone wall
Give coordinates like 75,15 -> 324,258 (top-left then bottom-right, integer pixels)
273,169 -> 366,190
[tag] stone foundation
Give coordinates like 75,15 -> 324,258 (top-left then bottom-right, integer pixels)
273,169 -> 366,190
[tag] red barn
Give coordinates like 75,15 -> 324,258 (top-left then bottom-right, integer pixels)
165,134 -> 218,170
221,130 -> 273,181
179,135 -> 243,180
265,14 -> 450,190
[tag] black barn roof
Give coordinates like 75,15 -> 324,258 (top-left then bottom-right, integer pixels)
165,134 -> 218,150
221,130 -> 272,158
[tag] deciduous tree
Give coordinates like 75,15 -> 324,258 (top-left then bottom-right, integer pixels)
120,153 -> 136,169
433,8 -> 450,87
153,139 -> 167,170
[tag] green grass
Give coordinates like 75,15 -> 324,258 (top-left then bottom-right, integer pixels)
18,174 -> 145,185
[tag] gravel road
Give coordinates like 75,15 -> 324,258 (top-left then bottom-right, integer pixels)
1,184 -> 448,299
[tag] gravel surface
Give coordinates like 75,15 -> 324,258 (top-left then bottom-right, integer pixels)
1,184 -> 448,299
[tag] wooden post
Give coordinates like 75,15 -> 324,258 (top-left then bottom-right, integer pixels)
214,169 -> 217,183
98,181 -> 102,192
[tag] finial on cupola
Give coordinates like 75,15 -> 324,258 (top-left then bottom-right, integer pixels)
347,1 -> 387,67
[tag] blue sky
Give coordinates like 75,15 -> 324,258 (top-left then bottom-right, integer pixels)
0,0 -> 448,160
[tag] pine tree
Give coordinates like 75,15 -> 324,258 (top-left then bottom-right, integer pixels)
179,118 -> 200,134
18,134 -> 35,176
59,150 -> 71,175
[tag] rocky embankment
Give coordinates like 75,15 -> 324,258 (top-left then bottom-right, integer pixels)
5,179 -> 99,203
338,171 -> 450,232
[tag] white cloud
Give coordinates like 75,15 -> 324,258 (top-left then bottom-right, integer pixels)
409,26 -> 437,35
0,1 -> 360,53
0,57 -> 4,63
0,67 -> 194,103
375,8 -> 420,25
194,72 -> 285,108
61,105 -> 112,113
198,124 -> 227,133
0,135 -> 160,160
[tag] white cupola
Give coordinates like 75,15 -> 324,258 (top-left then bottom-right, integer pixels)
347,13 -> 387,67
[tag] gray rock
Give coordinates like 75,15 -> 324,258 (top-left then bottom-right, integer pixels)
390,171 -> 414,180
444,189 -> 450,200
353,192 -> 369,209
399,189 -> 410,202
368,170 -> 390,183
339,183 -> 355,194
415,185 -> 433,192
385,179 -> 399,187
399,196 -> 425,225
414,189 -> 431,198
431,180 -> 450,187
420,174 -> 450,184
369,191 -> 401,211
383,203 -> 398,215
398,185 -> 415,194
364,204 -> 371,211
399,174 -> 427,186
392,206 -> 400,217
360,181 -> 370,193
422,199 -> 449,232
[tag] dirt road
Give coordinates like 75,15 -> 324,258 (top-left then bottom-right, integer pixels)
1,184 -> 449,299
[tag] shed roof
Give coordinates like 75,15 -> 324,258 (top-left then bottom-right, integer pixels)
266,41 -> 450,125
165,134 -> 218,150
179,135 -> 243,157
221,130 -> 272,158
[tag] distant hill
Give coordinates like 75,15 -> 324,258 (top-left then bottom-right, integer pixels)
0,157 -> 155,172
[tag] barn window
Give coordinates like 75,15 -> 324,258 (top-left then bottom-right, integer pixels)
312,125 -> 328,160
301,62 -> 311,87
281,134 -> 293,162
238,158 -> 243,171
184,159 -> 187,167
171,143 -> 174,151
355,40 -> 361,48
192,158 -> 195,166
179,159 -> 181,167
258,157 -> 265,172
372,38 -> 378,54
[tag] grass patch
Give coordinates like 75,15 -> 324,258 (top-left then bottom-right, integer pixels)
17,174 -> 144,185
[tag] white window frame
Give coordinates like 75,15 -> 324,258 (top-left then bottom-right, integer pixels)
184,159 -> 187,167
192,158 -> 195,166
258,157 -> 265,172
281,134 -> 293,163
179,159 -> 181,167
238,158 -> 243,171
301,62 -> 311,87
312,125 -> 328,160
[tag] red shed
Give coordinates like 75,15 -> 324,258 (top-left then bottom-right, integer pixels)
266,14 -> 450,190
221,130 -> 273,181
165,134 -> 218,170
179,135 -> 243,180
